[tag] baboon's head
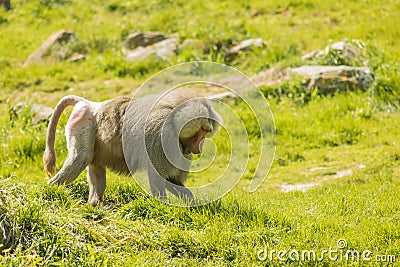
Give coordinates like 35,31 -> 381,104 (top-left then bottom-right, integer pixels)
172,98 -> 222,155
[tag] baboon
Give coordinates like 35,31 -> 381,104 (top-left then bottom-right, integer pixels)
43,90 -> 222,206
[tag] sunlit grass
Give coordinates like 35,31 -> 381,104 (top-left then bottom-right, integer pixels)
1,0 -> 400,265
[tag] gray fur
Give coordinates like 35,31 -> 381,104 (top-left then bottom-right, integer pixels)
44,91 -> 222,206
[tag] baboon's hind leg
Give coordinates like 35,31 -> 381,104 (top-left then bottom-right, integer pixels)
48,106 -> 95,185
87,164 -> 106,206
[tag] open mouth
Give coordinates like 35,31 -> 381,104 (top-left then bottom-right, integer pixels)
189,138 -> 205,154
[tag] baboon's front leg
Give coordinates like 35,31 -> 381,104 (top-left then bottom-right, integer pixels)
147,167 -> 167,199
165,178 -> 194,202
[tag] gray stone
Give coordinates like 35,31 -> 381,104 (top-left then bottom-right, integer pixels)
230,38 -> 265,53
179,38 -> 205,50
301,41 -> 362,63
70,53 -> 86,62
225,38 -> 266,61
125,37 -> 179,61
207,92 -> 237,101
290,65 -> 374,94
252,65 -> 374,95
124,32 -> 167,50
251,66 -> 291,87
13,102 -> 54,124
0,0 -> 11,10
24,30 -> 77,66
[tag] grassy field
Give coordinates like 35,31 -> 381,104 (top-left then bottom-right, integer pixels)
1,0 -> 400,266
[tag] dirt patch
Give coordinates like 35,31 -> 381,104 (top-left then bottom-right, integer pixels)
280,164 -> 365,193
281,182 -> 319,193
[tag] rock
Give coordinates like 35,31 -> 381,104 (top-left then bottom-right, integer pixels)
70,53 -> 86,62
24,30 -> 77,66
31,104 -> 54,124
179,38 -> 205,51
125,37 -> 179,61
225,38 -> 266,61
251,66 -> 291,87
124,32 -> 167,50
252,65 -> 374,95
13,102 -> 54,124
155,38 -> 179,60
207,92 -> 237,101
301,41 -> 362,64
231,38 -> 265,53
0,0 -> 11,10
290,65 -> 374,94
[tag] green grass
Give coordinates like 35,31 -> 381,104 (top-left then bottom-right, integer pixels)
1,0 -> 400,266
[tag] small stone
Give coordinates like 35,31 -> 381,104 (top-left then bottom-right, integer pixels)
290,65 -> 374,94
225,38 -> 266,61
124,32 -> 167,50
125,38 -> 179,61
31,104 -> 53,124
70,53 -> 86,62
251,66 -> 291,87
179,38 -> 205,50
301,50 -> 324,61
301,41 -> 362,64
0,0 -> 11,10
13,102 -> 54,124
230,38 -> 265,53
24,30 -> 77,66
208,92 -> 237,101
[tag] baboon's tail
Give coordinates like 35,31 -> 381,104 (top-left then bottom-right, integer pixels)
43,95 -> 86,177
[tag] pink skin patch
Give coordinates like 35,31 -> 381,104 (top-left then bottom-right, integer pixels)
68,106 -> 89,128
